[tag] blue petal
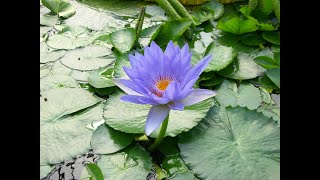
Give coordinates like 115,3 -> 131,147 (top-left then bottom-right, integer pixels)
112,78 -> 141,96
128,54 -> 141,68
150,94 -> 171,104
121,95 -> 157,105
168,101 -> 184,110
120,79 -> 148,95
163,81 -> 181,101
145,105 -> 170,136
180,89 -> 217,106
164,40 -> 175,57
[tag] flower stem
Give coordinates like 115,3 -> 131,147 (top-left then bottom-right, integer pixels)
149,114 -> 170,152
155,0 -> 181,20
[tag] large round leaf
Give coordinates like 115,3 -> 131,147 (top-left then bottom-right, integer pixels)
217,17 -> 258,35
60,46 -> 114,71
97,144 -> 152,180
40,74 -> 79,91
103,92 -> 213,137
162,154 -> 197,179
215,80 -> 262,110
266,68 -> 280,88
40,88 -> 103,164
217,52 -> 265,80
204,42 -> 237,72
41,0 -> 75,18
91,123 -> 134,154
46,34 -> 94,50
179,106 -> 280,179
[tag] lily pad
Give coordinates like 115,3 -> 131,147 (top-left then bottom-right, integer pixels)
217,17 -> 258,35
217,52 -> 265,80
91,123 -> 134,154
162,154 -> 197,180
262,31 -> 280,45
266,68 -> 280,88
254,56 -> 278,69
65,1 -> 127,31
110,28 -> 136,53
40,74 -> 79,91
103,92 -> 213,138
60,46 -> 114,71
97,144 -> 152,180
88,67 -> 115,88
40,88 -> 103,164
139,24 -> 162,47
40,42 -> 67,63
154,19 -> 193,47
215,80 -> 262,110
179,106 -> 280,180
204,42 -> 237,72
41,0 -> 75,18
40,165 -> 53,179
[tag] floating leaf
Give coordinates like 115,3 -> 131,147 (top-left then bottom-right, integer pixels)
40,74 -> 79,91
103,92 -> 213,138
40,165 -> 52,179
258,0 -> 274,15
240,33 -> 266,46
97,144 -> 152,179
91,123 -> 134,154
162,154 -> 197,179
215,80 -> 262,110
84,163 -> 104,180
266,68 -> 280,88
273,0 -> 280,22
40,88 -> 102,164
40,42 -> 67,63
110,28 -> 136,53
217,17 -> 258,35
65,1 -> 127,31
88,67 -> 115,88
179,106 -> 280,180
262,31 -> 280,45
139,24 -> 162,47
41,0 -> 75,18
60,46 -> 114,71
154,19 -> 193,47
254,56 -> 278,69
217,52 -> 265,80
204,42 -> 237,72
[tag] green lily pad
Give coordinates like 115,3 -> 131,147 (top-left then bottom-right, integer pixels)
179,106 -> 280,180
91,123 -> 134,154
217,17 -> 258,35
240,33 -> 266,46
258,0 -> 274,15
41,0 -> 75,18
65,1 -> 127,31
113,53 -> 130,78
204,42 -> 237,72
139,24 -> 162,47
266,68 -> 280,88
40,165 -> 52,179
40,64 -> 52,79
103,92 -> 213,138
88,67 -> 115,88
97,144 -> 152,179
110,28 -> 136,53
162,154 -> 197,179
40,42 -> 67,63
40,74 -> 79,91
262,31 -> 280,45
215,80 -> 262,110
273,0 -> 280,22
257,103 -> 280,122
83,163 -> 104,180
40,13 -> 59,26
254,56 -> 278,69
60,46 -> 114,71
154,19 -> 193,47
46,27 -> 99,50
40,88 -> 103,164
217,52 -> 265,80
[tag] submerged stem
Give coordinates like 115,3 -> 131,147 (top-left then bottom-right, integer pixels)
149,113 -> 170,152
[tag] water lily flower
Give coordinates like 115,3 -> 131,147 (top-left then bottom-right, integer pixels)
113,41 -> 217,136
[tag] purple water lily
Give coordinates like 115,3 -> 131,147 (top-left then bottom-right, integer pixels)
113,41 -> 217,136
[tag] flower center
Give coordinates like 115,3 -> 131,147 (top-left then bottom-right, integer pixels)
156,79 -> 172,91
